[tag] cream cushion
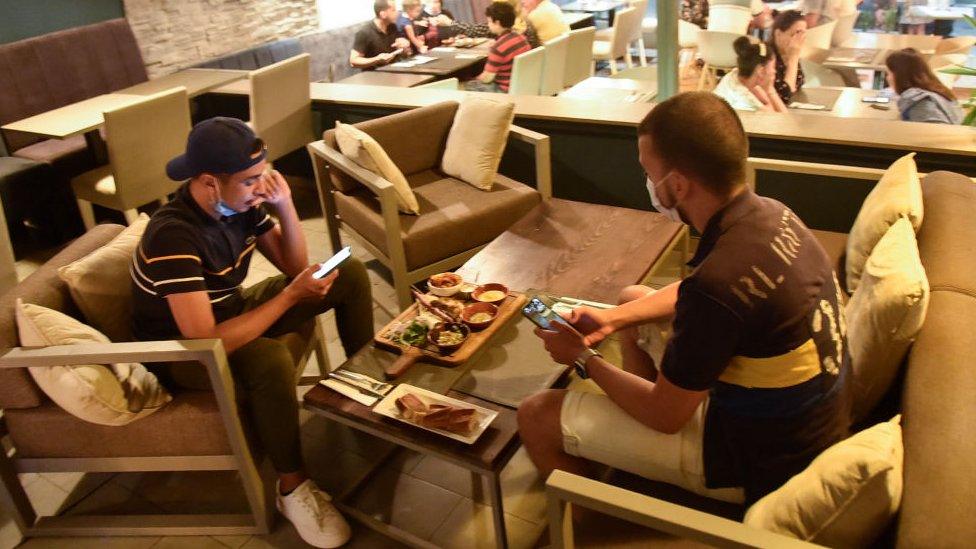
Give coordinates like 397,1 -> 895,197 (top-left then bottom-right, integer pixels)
16,300 -> 172,426
334,122 -> 419,215
441,97 -> 515,191
845,153 -> 922,292
57,213 -> 149,342
744,416 -> 903,547
846,218 -> 929,422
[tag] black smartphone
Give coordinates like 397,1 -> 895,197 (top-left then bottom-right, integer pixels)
522,296 -> 580,334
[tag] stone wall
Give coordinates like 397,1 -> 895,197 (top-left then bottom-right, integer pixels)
124,0 -> 319,77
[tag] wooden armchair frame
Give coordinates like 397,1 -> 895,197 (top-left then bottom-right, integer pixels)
309,124 -> 552,310
0,339 -> 272,538
546,470 -> 822,548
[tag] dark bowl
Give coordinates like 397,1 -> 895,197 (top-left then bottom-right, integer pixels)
427,322 -> 470,353
461,302 -> 498,331
471,283 -> 509,305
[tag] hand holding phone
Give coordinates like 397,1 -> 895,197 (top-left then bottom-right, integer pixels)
313,246 -> 352,280
522,296 -> 580,335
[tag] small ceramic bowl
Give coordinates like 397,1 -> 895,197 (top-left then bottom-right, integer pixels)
472,283 -> 509,305
428,273 -> 463,297
461,302 -> 498,331
457,282 -> 478,300
427,322 -> 470,353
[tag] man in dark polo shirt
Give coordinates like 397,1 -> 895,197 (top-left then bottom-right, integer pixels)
518,92 -> 851,505
131,117 -> 373,548
350,0 -> 411,69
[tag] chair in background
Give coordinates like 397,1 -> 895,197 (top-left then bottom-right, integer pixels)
248,53 -> 314,164
697,30 -> 744,90
935,36 -> 976,55
929,53 -> 968,88
540,34 -> 570,96
70,87 -> 191,229
564,27 -> 597,88
417,77 -> 460,89
592,6 -> 640,75
707,5 -> 751,34
678,19 -> 702,79
626,0 -> 650,67
800,59 -> 849,87
801,20 -> 838,60
831,12 -> 859,47
509,46 -> 545,95
308,101 -> 552,309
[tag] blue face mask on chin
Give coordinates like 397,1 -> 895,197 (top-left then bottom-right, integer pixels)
215,200 -> 237,218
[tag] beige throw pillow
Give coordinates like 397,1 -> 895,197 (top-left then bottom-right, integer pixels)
58,214 -> 149,342
441,97 -> 515,190
845,153 -> 922,293
846,218 -> 929,422
16,300 -> 171,426
334,122 -> 420,215
744,416 -> 903,548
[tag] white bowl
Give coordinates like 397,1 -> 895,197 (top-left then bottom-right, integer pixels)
428,273 -> 462,296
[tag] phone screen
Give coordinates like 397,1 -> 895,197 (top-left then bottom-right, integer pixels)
313,246 -> 351,279
522,297 -> 578,333
862,96 -> 890,104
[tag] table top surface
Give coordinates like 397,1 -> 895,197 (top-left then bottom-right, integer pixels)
820,47 -> 889,70
375,46 -> 489,76
456,198 -> 685,305
562,11 -> 596,26
559,76 -> 659,102
1,93 -> 146,139
563,0 -> 627,12
840,32 -> 942,54
791,87 -> 899,120
118,68 -> 247,97
335,71 -> 436,87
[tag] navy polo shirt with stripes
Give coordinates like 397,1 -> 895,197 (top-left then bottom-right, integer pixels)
131,182 -> 275,341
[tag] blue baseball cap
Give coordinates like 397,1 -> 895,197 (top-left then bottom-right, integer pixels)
166,117 -> 267,181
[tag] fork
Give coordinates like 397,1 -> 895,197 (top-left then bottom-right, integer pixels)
332,370 -> 393,394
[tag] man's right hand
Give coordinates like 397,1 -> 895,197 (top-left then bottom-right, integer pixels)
285,265 -> 338,303
565,306 -> 616,347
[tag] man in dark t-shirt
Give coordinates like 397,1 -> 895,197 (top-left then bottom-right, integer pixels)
350,0 -> 411,69
131,117 -> 373,547
518,92 -> 851,506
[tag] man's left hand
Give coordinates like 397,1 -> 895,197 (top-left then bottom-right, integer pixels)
260,169 -> 292,206
534,320 -> 587,366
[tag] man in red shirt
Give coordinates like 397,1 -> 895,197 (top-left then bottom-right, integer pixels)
464,2 -> 532,93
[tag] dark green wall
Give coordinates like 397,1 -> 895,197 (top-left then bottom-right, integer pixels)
0,0 -> 124,44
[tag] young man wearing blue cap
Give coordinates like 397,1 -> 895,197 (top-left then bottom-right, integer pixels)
131,117 -> 373,548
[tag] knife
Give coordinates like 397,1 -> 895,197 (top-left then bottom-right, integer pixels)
327,373 -> 388,399
332,370 -> 393,394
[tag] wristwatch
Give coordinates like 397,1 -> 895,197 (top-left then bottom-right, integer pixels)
573,347 -> 601,379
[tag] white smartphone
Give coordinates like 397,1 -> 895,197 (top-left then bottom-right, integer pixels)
313,246 -> 351,279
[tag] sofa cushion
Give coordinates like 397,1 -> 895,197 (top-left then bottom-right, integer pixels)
744,416 -> 903,547
334,170 -> 540,270
846,218 -> 928,422
11,135 -> 97,178
195,38 -> 302,71
58,213 -> 149,342
16,300 -> 171,426
845,153 -> 922,293
5,390 -> 230,458
0,223 -> 125,410
334,122 -> 419,215
442,97 -> 515,190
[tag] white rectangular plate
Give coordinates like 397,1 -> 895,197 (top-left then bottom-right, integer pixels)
373,384 -> 498,444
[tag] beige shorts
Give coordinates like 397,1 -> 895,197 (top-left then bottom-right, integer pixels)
560,391 -> 745,504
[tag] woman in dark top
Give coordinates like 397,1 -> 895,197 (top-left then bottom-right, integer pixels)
768,10 -> 807,103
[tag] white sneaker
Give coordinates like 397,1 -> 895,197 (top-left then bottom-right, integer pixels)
276,479 -> 351,548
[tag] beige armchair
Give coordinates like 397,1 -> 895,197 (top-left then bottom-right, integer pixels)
0,224 -> 329,539
71,87 -> 191,229
248,53 -> 314,163
308,101 -> 552,310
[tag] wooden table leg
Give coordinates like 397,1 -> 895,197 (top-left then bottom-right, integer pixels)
486,470 -> 509,549
83,129 -> 108,165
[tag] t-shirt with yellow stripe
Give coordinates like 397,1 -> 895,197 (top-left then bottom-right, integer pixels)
131,183 -> 275,341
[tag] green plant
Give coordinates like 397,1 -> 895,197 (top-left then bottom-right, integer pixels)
938,14 -> 976,125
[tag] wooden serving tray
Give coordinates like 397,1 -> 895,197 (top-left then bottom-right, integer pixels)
375,292 -> 527,378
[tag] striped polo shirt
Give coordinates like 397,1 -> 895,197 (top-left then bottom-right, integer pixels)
485,31 -> 532,92
130,183 -> 275,341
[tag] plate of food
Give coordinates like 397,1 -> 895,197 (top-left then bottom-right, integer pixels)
373,383 -> 499,444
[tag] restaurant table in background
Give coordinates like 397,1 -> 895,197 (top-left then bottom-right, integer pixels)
562,11 -> 596,30
375,44 -> 490,78
335,71 -> 436,87
817,46 -> 916,88
558,76 -> 658,102
840,32 -> 942,54
789,87 -> 899,120
117,68 -> 246,97
562,0 -> 628,26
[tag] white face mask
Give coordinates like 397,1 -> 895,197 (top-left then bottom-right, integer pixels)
645,171 -> 683,224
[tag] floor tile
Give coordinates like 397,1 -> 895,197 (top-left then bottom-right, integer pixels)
305,449 -> 377,498
211,534 -> 253,548
348,467 -> 463,541
429,498 -> 542,549
153,536 -> 232,548
0,508 -> 24,549
23,475 -> 68,516
128,471 -> 250,515
409,454 -> 489,500
62,480 -> 162,516
18,536 -> 160,549
496,447 -> 548,525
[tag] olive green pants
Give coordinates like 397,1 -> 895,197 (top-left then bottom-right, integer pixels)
165,258 -> 373,473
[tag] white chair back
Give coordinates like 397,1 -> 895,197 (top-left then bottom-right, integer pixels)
935,36 -> 976,55
678,19 -> 701,48
627,0 -> 649,42
801,20 -> 837,58
249,53 -> 313,163
799,59 -> 846,87
708,5 -> 751,34
417,77 -> 459,89
564,27 -> 596,88
929,53 -> 968,87
509,46 -> 545,95
831,12 -> 858,47
104,87 -> 190,207
540,34 -> 570,96
698,30 -> 744,70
